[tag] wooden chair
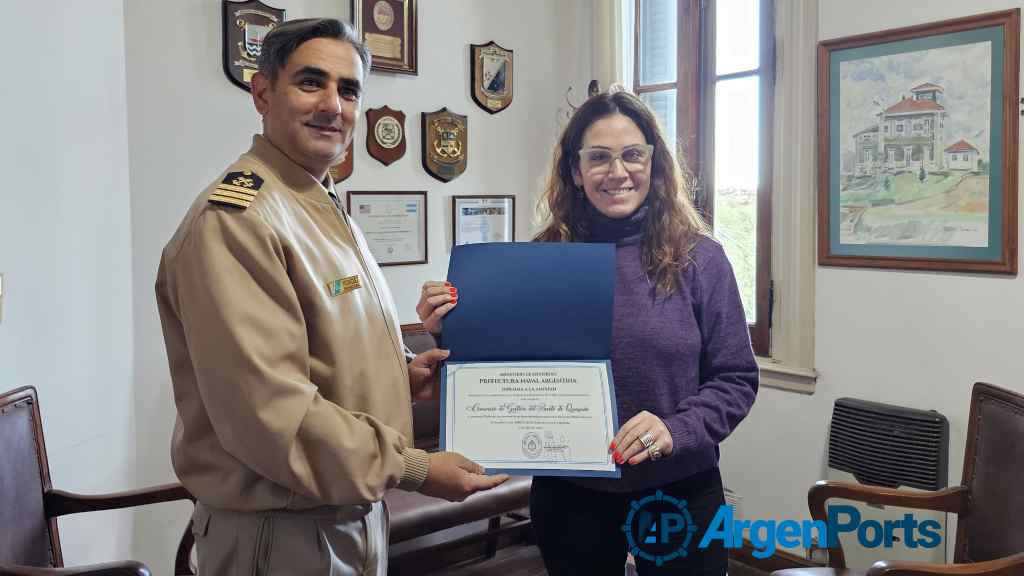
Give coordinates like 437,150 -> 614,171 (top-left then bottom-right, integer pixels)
0,386 -> 196,576
774,382 -> 1024,576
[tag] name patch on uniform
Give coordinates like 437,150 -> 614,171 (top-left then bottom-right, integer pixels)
209,170 -> 264,209
327,275 -> 362,297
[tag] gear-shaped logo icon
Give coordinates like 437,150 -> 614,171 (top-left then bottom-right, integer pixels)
622,490 -> 698,567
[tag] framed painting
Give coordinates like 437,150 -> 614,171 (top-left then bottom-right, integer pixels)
818,9 -> 1019,274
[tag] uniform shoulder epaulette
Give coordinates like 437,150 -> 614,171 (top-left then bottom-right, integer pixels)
209,170 -> 264,209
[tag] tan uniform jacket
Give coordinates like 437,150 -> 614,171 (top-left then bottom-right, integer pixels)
156,135 -> 430,511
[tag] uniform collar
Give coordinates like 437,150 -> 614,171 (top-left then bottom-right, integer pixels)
246,134 -> 336,205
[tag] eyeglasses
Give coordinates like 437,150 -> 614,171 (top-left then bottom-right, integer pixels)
578,144 -> 654,174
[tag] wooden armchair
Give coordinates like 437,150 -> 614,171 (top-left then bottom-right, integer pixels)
774,382 -> 1024,576
0,386 -> 196,576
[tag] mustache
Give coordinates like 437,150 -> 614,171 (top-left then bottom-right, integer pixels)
307,114 -> 345,130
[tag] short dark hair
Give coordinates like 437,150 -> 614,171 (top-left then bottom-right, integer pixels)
258,18 -> 371,84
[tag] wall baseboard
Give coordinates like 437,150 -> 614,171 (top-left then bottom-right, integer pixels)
730,538 -> 824,572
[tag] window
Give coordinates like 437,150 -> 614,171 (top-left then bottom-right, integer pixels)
630,0 -> 774,356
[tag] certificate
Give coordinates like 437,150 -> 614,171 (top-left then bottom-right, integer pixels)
441,242 -> 620,477
443,361 -> 618,476
346,191 -> 427,266
452,195 -> 515,246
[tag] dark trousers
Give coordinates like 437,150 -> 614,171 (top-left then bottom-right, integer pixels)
530,468 -> 727,576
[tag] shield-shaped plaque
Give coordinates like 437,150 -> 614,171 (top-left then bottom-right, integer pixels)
329,142 -> 354,183
470,42 -> 513,114
366,106 -> 406,166
422,108 -> 468,182
223,0 -> 285,92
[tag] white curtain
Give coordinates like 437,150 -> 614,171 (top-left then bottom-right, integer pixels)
591,0 -> 631,92
767,0 -> 819,377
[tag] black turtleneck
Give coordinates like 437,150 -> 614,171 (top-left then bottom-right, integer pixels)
584,195 -> 650,245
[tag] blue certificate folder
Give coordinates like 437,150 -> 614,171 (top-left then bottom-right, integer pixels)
443,242 -> 614,359
439,242 -> 620,478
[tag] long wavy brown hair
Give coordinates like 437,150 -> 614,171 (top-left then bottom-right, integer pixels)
534,90 -> 709,296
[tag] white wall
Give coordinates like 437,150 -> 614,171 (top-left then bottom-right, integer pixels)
719,0 -> 1024,562
351,1 -> 594,316
124,1 -> 592,573
0,0 -> 137,567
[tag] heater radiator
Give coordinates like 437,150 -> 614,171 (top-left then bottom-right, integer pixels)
825,397 -> 949,569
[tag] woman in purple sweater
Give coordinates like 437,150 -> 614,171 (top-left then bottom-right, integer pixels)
418,90 -> 757,575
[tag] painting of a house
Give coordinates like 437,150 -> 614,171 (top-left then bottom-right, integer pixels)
853,83 -> 948,176
837,40 -> 992,248
944,139 -> 980,170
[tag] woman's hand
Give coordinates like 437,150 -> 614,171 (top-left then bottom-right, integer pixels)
416,281 -> 457,334
610,410 -> 674,466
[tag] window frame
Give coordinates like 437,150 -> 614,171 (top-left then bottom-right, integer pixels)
632,0 -> 775,356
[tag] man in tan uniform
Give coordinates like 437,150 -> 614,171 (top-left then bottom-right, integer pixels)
156,18 -> 506,575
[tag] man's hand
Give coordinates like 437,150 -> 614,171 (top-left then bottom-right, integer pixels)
418,452 -> 510,502
409,348 -> 449,401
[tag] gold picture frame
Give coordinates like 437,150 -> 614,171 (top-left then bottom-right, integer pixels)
351,0 -> 417,75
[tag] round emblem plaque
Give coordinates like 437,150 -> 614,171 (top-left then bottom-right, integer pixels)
373,1 -> 395,31
374,115 -> 403,150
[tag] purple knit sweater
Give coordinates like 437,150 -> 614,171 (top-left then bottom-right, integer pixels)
571,230 -> 759,493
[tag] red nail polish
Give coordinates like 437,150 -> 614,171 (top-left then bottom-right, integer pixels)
610,441 -> 616,450
613,451 -> 621,460
444,281 -> 452,286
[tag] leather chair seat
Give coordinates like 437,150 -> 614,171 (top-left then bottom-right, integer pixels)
389,326 -> 534,560
385,475 -> 532,544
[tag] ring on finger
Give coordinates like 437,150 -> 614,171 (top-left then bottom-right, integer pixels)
648,444 -> 663,461
639,432 -> 654,449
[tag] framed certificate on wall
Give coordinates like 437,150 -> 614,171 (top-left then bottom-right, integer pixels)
452,195 -> 515,247
347,191 -> 427,266
351,0 -> 418,75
